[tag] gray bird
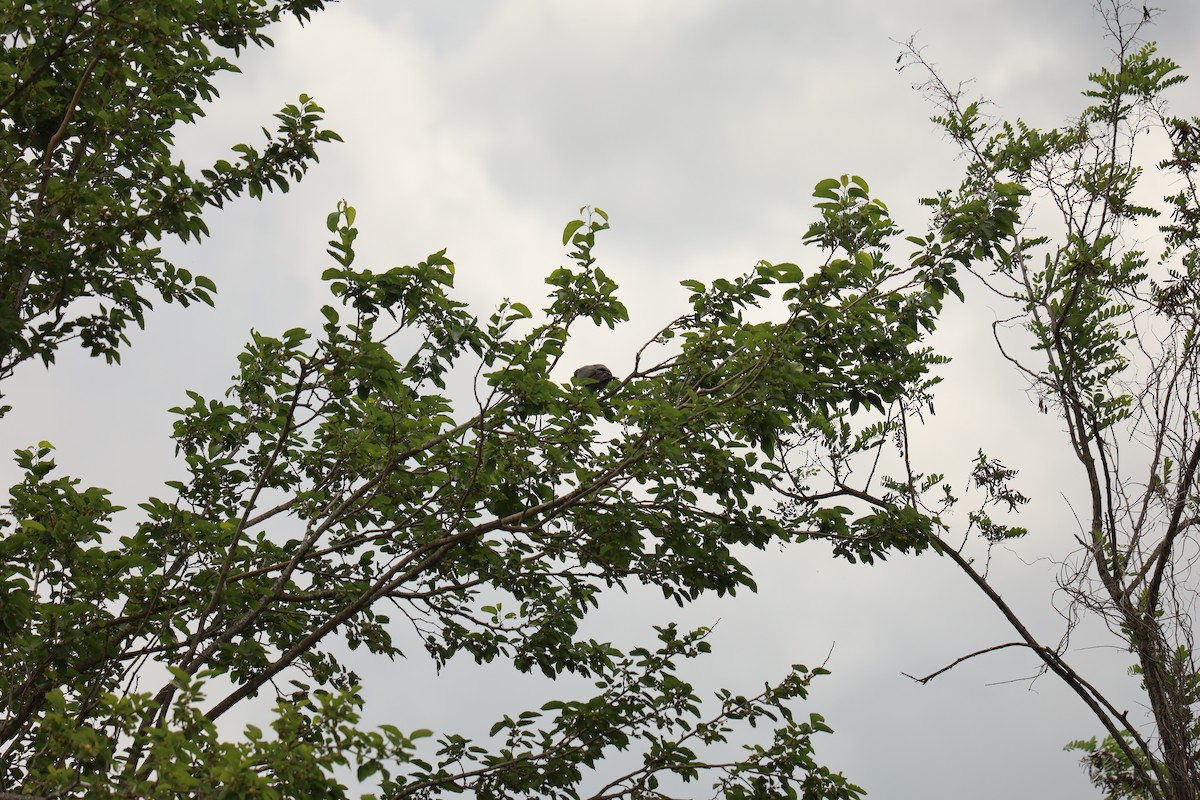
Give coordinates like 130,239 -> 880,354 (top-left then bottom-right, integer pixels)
573,364 -> 614,391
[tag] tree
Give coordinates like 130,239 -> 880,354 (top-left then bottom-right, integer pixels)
0,0 -> 341,396
2,2 -> 967,796
4,2 -> 1196,799
809,3 -> 1200,798
5,179 -> 952,795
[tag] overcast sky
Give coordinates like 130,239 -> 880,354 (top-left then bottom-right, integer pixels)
6,1 -> 1200,797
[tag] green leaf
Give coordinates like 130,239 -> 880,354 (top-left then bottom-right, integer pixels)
562,219 -> 586,246
813,178 -> 841,200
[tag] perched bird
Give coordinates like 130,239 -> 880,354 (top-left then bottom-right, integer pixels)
573,364 -> 614,391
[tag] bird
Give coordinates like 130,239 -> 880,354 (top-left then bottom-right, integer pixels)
573,364 -> 614,391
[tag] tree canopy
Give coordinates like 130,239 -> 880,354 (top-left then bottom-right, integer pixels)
0,0 -> 339,394
2,2 -> 1199,799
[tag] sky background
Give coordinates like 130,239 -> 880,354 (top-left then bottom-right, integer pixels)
5,1 -> 1200,797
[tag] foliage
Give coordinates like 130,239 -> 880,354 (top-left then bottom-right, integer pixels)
5,1 -> 1198,798
1065,735 -> 1159,800
817,3 -> 1200,799
2,164 -> 982,794
0,0 -> 341,394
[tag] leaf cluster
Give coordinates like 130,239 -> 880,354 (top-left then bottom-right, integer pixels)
0,172 -> 960,795
0,0 -> 341,392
